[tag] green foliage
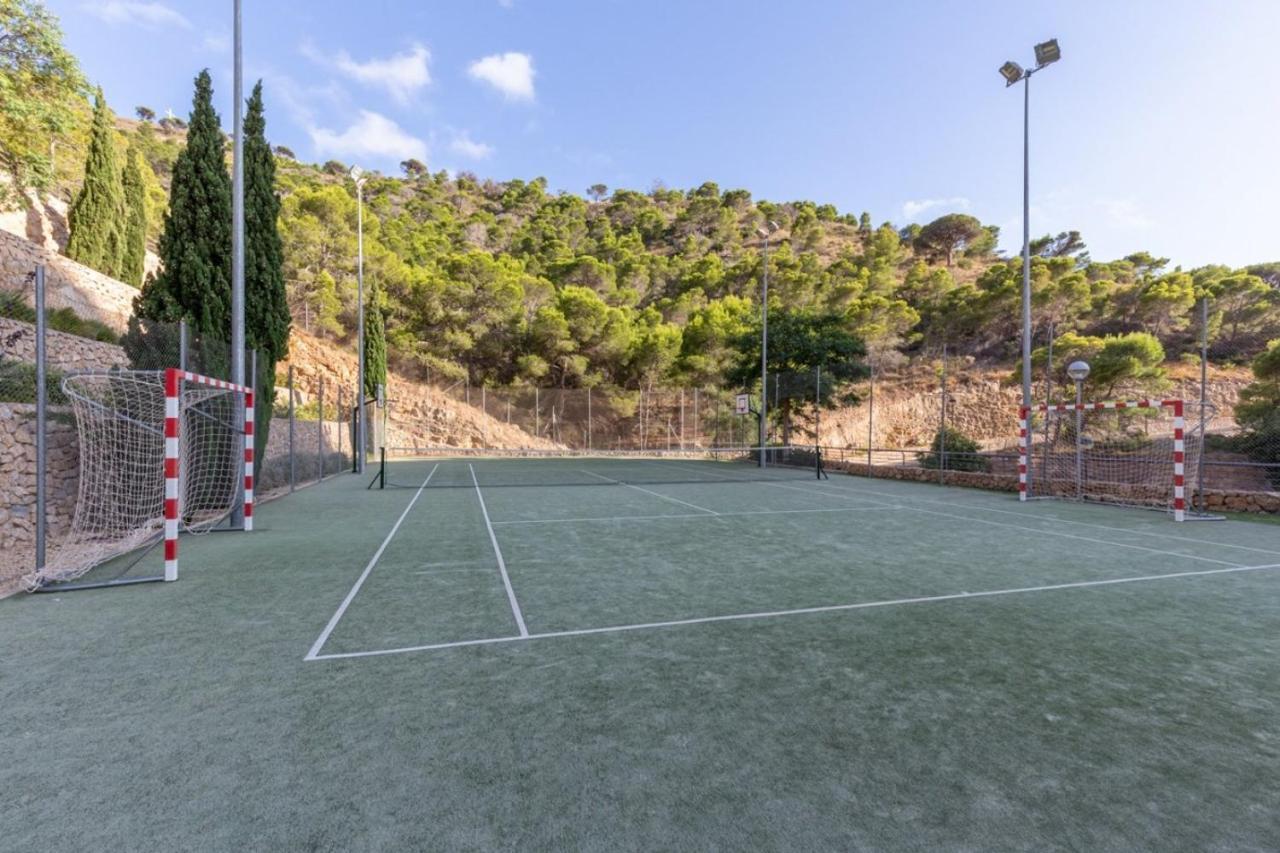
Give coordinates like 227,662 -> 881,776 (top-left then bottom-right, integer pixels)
135,70 -> 231,357
1234,339 -> 1280,482
244,81 -> 290,471
1023,330 -> 1167,398
363,298 -> 387,401
66,89 -> 125,277
919,428 -> 988,472
0,357 -> 67,404
914,214 -> 983,267
0,287 -> 118,342
0,0 -> 86,203
120,146 -> 147,286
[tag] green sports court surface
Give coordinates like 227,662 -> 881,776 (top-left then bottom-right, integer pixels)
3,455 -> 1279,850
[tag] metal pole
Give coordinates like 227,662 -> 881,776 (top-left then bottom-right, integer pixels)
337,388 -> 344,470
939,344 -> 948,485
693,389 -> 699,447
318,377 -> 326,481
679,388 -> 685,449
815,365 -> 821,451
34,266 -> 47,572
1019,72 -> 1034,498
230,0 -> 245,525
355,179 -> 366,473
1042,321 -> 1054,478
867,358 -> 874,477
587,386 -> 592,450
1075,377 -> 1084,500
760,234 -> 769,465
288,364 -> 295,492
178,319 -> 188,372
535,387 -> 540,438
1197,296 -> 1210,512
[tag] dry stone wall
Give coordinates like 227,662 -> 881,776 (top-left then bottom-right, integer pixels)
0,317 -> 127,372
0,403 -> 78,596
0,229 -> 136,334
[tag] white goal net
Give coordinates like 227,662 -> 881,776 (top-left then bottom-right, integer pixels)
1018,399 -> 1203,521
28,369 -> 251,589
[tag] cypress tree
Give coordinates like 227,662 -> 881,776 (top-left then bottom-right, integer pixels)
363,294 -> 387,401
120,146 -> 147,286
66,88 -> 125,278
135,69 -> 231,350
243,81 -> 290,471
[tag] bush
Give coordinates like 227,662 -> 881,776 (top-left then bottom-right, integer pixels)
0,358 -> 68,404
0,291 -> 118,343
919,427 -> 989,472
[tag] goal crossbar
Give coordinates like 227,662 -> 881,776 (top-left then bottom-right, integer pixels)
1018,398 -> 1189,521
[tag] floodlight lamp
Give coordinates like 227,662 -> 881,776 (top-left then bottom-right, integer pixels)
999,61 -> 1024,86
349,165 -> 365,184
1034,39 -> 1061,67
1067,360 -> 1091,382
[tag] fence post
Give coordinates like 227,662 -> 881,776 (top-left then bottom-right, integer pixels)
1197,295 -> 1210,513
288,364 -> 296,492
939,344 -> 948,485
178,319 -> 188,372
535,387 -> 540,438
679,389 -> 685,449
867,358 -> 875,477
587,386 -> 592,450
481,385 -> 487,449
693,389 -> 700,448
318,377 -> 326,481
34,265 -> 47,572
815,365 -> 821,452
337,388 -> 345,471
1041,321 -> 1054,481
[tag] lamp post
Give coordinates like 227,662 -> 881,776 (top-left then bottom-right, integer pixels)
756,221 -> 778,466
1000,37 -> 1060,499
230,0 -> 246,526
351,165 -> 367,473
1067,359 -> 1090,500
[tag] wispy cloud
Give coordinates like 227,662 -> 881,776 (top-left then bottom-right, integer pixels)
449,131 -> 494,160
202,32 -> 229,52
901,196 -> 970,221
1100,199 -> 1154,230
309,110 -> 428,163
467,52 -> 535,102
330,43 -> 432,104
81,1 -> 191,29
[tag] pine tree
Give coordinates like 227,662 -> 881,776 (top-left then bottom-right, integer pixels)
134,70 -> 231,349
243,81 -> 290,471
66,88 -> 125,278
120,146 -> 147,286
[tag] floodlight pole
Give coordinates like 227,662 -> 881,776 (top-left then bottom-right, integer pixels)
1019,68 -> 1034,499
230,0 -> 246,526
760,231 -> 769,466
354,171 -> 367,473
1074,373 -> 1084,500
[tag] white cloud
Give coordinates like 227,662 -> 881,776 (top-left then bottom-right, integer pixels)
1101,199 -> 1154,230
901,196 -> 971,221
332,44 -> 431,104
309,110 -> 428,163
82,1 -> 191,29
467,52 -> 535,102
202,32 -> 230,52
449,131 -> 494,160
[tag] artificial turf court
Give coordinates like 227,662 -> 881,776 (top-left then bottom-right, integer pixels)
3,455 -> 1280,849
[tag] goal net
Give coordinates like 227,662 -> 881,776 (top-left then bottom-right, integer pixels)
28,368 -> 252,589
1018,399 -> 1201,521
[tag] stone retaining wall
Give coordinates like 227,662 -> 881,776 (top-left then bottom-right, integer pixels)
0,230 -> 136,334
0,316 -> 127,372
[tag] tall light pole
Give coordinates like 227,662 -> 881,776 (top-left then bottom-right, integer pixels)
230,0 -> 246,525
1000,37 -> 1060,499
756,221 -> 778,465
351,165 -> 367,473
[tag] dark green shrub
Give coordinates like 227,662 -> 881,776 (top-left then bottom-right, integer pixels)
919,428 -> 989,472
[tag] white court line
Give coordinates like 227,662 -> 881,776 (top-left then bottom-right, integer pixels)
304,464 -> 439,661
803,476 -> 1280,559
578,468 -> 720,515
306,561 -> 1280,660
470,463 -> 529,637
492,504 -> 902,526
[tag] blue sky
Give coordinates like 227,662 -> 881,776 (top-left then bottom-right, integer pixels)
54,0 -> 1280,268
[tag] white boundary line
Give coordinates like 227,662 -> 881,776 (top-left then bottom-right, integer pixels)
306,561 -> 1280,660
578,468 -> 720,515
304,464 -> 439,661
470,463 -> 529,637
492,504 -> 902,526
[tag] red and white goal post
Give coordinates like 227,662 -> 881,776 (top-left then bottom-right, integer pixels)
27,368 -> 252,590
1018,398 -> 1203,522
164,369 -> 254,580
